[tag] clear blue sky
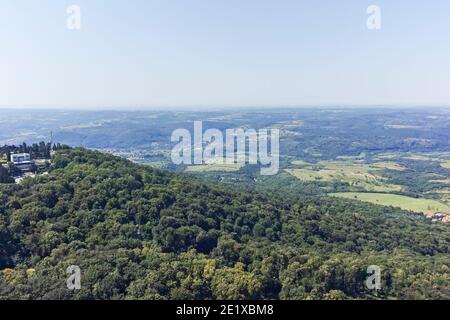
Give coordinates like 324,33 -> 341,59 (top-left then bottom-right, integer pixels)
1,0 -> 449,108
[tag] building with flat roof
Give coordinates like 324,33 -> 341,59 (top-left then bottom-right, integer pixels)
11,153 -> 31,164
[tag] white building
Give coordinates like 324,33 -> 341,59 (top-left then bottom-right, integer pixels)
11,153 -> 31,164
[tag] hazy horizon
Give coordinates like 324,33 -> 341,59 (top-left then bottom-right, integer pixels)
1,105 -> 450,112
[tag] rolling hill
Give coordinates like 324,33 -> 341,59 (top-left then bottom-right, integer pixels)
0,148 -> 449,300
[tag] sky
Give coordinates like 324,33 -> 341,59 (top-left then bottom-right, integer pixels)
0,0 -> 450,109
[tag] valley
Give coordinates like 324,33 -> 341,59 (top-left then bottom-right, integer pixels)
2,108 -> 450,220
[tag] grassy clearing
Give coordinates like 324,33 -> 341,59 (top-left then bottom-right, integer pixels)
336,153 -> 366,161
291,160 -> 312,166
373,153 -> 399,160
439,160 -> 450,169
331,192 -> 450,215
385,124 -> 423,129
185,163 -> 243,173
404,155 -> 433,161
370,162 -> 406,171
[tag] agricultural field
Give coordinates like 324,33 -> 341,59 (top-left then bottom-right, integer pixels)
286,160 -> 404,192
430,178 -> 450,184
331,192 -> 450,215
378,152 -> 450,168
426,187 -> 450,206
286,154 -> 450,214
370,162 -> 407,171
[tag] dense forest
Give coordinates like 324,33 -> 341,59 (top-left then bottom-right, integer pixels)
0,166 -> 14,184
0,148 -> 449,299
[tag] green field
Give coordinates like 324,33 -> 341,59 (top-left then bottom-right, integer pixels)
185,163 -> 243,173
439,160 -> 450,169
330,192 -> 450,215
430,178 -> 450,184
291,160 -> 312,166
286,160 -> 404,192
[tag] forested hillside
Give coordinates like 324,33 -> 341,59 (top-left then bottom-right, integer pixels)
0,149 -> 449,299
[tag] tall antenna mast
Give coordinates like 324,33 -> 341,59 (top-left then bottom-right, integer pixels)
50,131 -> 53,159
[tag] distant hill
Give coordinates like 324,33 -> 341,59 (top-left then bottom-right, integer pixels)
0,148 -> 448,299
